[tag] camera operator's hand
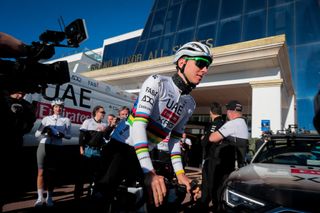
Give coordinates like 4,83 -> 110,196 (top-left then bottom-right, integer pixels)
26,42 -> 55,61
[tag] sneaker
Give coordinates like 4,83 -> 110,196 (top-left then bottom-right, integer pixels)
45,198 -> 54,207
34,198 -> 44,207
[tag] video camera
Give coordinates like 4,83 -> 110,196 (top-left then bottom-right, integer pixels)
0,19 -> 88,94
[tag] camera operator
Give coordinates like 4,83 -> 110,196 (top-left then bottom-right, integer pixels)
0,32 -> 39,211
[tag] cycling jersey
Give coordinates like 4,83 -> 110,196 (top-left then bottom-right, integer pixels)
112,74 -> 195,174
35,114 -> 71,145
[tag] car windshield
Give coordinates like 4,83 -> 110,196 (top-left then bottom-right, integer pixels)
252,134 -> 320,167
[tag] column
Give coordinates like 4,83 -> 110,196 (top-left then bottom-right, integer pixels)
250,79 -> 283,138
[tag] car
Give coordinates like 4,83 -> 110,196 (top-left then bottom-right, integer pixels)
220,132 -> 320,213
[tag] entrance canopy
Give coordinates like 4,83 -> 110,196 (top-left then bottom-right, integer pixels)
82,35 -> 294,138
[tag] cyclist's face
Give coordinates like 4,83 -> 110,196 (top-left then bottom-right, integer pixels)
179,58 -> 209,85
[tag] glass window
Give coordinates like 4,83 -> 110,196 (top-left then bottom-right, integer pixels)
297,98 -> 315,131
267,4 -> 294,45
196,23 -> 216,46
140,13 -> 154,40
159,34 -> 175,57
220,0 -> 243,19
296,44 -> 320,98
177,0 -> 200,30
143,37 -> 161,60
243,11 -> 266,41
150,9 -> 166,38
217,17 -> 241,46
171,0 -> 182,5
156,0 -> 169,10
198,0 -> 220,24
296,0 -> 320,45
174,29 -> 195,49
269,0 -> 293,8
245,0 -> 266,12
134,40 -> 146,56
163,4 -> 180,35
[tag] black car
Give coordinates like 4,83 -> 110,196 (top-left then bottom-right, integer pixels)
220,133 -> 320,213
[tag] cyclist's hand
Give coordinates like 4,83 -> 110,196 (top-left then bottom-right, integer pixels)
177,173 -> 190,191
190,180 -> 201,201
144,170 -> 166,207
177,173 -> 200,201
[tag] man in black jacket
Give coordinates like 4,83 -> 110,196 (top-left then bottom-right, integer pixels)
200,102 -> 225,212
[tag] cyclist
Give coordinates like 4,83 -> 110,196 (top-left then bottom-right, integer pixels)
96,41 -> 213,209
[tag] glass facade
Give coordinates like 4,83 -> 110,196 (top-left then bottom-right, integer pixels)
102,0 -> 320,130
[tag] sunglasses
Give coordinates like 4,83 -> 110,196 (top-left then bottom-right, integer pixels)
99,111 -> 106,114
185,57 -> 211,69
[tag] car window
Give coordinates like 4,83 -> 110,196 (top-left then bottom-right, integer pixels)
253,136 -> 320,167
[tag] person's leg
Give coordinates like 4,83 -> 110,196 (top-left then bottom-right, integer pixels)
35,144 -> 45,206
199,160 -> 210,212
74,153 -> 85,199
45,145 -> 60,207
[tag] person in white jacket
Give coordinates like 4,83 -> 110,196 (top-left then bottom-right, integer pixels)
34,98 -> 71,207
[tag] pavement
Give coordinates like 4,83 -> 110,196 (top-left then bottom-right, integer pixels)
1,146 -> 202,213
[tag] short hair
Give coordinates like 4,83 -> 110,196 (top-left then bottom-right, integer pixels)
92,105 -> 104,117
108,113 -> 116,118
210,102 -> 222,115
118,106 -> 130,114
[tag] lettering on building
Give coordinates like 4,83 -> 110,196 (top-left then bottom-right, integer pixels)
102,38 -> 214,68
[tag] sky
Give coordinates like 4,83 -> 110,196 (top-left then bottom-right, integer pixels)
1,0 -> 154,59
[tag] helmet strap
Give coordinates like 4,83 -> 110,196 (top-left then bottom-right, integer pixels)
172,73 -> 195,95
175,63 -> 196,94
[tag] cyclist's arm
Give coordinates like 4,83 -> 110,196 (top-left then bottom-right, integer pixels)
168,98 -> 195,176
131,75 -> 160,173
131,75 -> 167,207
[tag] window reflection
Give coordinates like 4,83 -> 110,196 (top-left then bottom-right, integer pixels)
196,23 -> 216,44
160,35 -> 174,56
267,4 -> 294,45
243,11 -> 266,41
163,5 -> 179,35
150,9 -> 166,38
198,0 -> 219,24
178,0 -> 199,30
217,17 -> 241,46
174,29 -> 194,48
296,0 -> 320,45
220,0 -> 243,19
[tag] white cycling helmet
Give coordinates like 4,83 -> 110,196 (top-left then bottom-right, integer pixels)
173,41 -> 213,64
51,98 -> 64,106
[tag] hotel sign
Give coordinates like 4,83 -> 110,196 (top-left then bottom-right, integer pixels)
101,38 -> 213,68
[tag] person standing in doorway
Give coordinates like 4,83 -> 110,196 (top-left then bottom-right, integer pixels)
200,102 -> 225,211
180,132 -> 192,168
208,100 -> 249,210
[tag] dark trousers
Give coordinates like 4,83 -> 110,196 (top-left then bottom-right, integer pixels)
96,140 -> 143,201
200,144 -> 236,211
